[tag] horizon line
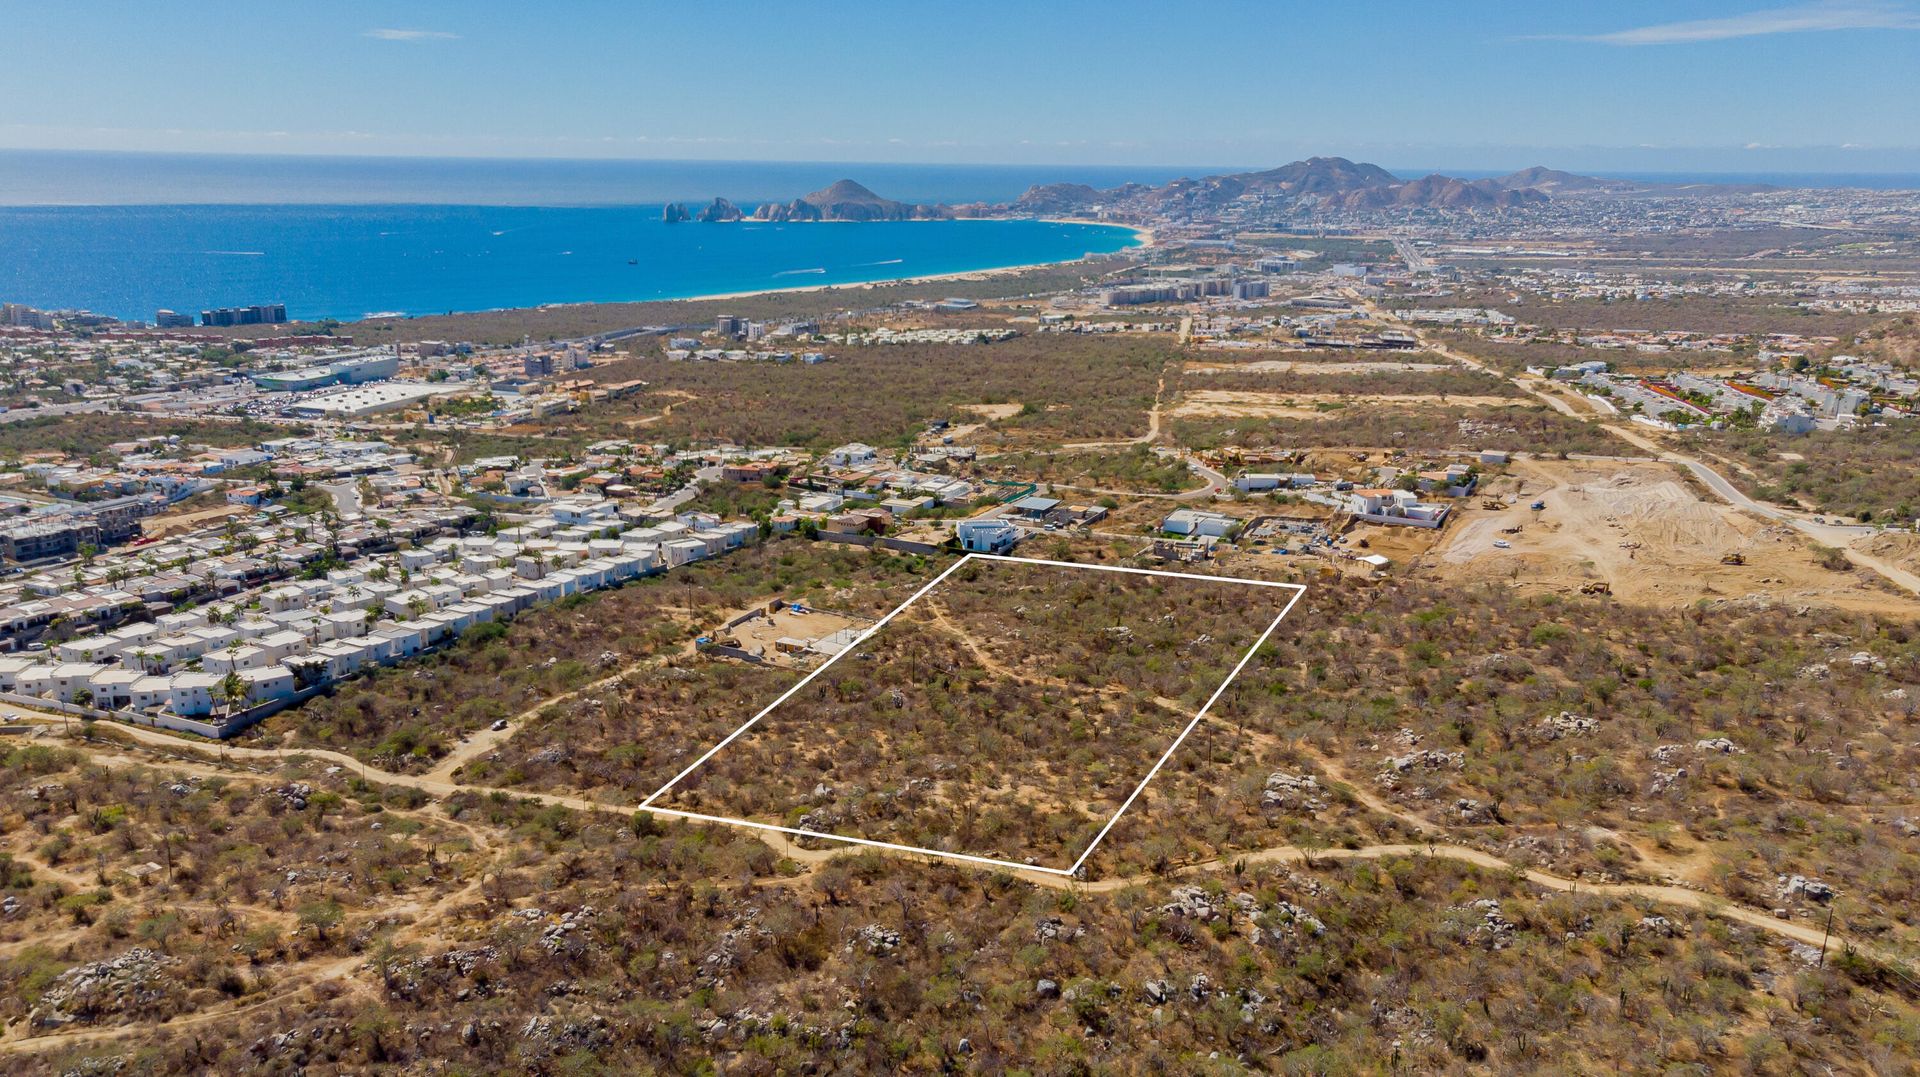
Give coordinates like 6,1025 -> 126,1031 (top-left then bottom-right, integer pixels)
2,145 -> 1919,179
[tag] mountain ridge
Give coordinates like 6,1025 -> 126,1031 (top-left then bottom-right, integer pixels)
684,158 -> 1777,224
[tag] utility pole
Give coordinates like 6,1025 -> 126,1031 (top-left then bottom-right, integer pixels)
1819,904 -> 1835,967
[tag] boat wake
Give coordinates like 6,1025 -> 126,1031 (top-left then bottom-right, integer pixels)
203,250 -> 265,256
774,267 -> 827,277
858,258 -> 905,266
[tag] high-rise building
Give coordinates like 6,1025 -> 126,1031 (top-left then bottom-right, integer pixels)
0,303 -> 54,330
154,309 -> 196,328
201,303 -> 289,327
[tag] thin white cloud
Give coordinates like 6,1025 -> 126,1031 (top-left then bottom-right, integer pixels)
363,28 -> 460,42
1538,0 -> 1920,45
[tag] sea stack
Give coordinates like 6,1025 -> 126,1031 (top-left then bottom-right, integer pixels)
662,202 -> 690,223
696,197 -> 743,223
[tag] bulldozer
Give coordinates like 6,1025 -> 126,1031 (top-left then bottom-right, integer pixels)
1720,552 -> 1746,566
1580,581 -> 1613,596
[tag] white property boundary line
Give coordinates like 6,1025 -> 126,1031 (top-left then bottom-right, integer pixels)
639,552 -> 1306,878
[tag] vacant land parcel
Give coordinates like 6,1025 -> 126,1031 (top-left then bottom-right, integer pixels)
646,555 -> 1302,872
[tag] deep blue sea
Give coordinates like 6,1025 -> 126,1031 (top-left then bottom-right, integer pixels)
0,203 -> 1140,323
0,152 -> 1176,322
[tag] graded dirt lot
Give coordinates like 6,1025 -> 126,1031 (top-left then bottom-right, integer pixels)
1184,359 -> 1453,374
708,598 -> 869,668
1861,531 -> 1920,576
138,502 -> 251,538
1171,389 -> 1525,419
1435,458 -> 1920,615
956,401 -> 1024,421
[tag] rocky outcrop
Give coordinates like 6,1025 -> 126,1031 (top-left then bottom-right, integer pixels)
662,202 -> 690,223
1011,182 -> 1105,215
696,197 -> 743,223
32,948 -> 183,1027
750,179 -> 953,222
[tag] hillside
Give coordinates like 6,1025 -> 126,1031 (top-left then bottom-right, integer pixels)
750,179 -> 951,222
691,156 -> 1781,227
1329,173 -> 1550,210
1009,156 -> 1551,216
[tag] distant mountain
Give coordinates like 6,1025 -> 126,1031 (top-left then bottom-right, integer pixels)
1485,165 -> 1779,198
1329,174 -> 1549,211
1011,181 -> 1152,216
1130,157 -> 1405,213
1239,156 -> 1401,195
751,179 -> 951,222
1007,156 -> 1554,216
1485,165 -> 1635,195
689,156 -> 1766,230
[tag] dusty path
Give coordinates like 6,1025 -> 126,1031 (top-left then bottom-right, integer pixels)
0,746 -> 505,1058
14,709 -> 1911,982
621,388 -> 699,429
421,611 -> 724,782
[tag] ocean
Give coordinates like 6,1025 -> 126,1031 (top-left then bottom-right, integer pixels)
0,204 -> 1140,323
0,152 -> 1178,323
1,150 -> 1911,323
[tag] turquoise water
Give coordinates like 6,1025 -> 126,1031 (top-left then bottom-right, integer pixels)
0,204 -> 1140,323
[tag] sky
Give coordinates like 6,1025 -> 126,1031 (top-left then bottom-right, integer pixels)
3,0 -> 1918,172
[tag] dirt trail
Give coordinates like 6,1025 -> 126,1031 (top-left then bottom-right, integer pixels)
422,612 -> 721,782
18,712 -> 1915,982
622,388 -> 699,429
0,749 -> 504,1058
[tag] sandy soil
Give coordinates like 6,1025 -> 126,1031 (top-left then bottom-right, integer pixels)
140,503 -> 250,539
1171,389 -> 1521,420
713,601 -> 867,667
1861,532 -> 1920,576
1183,360 -> 1452,375
1432,459 -> 1920,615
956,402 -> 1024,421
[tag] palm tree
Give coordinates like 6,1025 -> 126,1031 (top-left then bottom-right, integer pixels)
217,671 -> 247,716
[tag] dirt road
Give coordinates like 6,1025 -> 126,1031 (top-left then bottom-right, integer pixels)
19,710 -> 1910,979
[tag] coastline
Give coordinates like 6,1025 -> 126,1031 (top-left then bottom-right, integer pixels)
649,218 -> 1151,306
2,208 -> 1149,325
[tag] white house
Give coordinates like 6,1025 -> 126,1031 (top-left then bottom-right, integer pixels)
1163,509 -> 1239,538
1344,488 -> 1450,529
167,672 -> 223,717
1233,473 -> 1284,493
955,518 -> 1021,554
826,443 -> 879,467
239,665 -> 297,705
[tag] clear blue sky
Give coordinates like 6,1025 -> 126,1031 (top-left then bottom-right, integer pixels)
4,1 -> 1918,172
